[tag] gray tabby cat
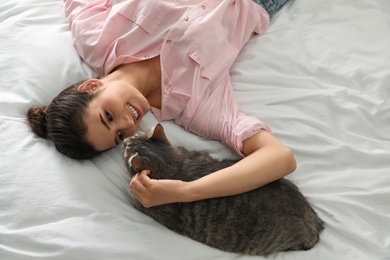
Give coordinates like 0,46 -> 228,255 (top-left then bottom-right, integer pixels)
122,124 -> 324,256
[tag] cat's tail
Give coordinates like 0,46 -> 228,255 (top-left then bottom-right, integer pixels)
249,212 -> 324,256
300,210 -> 325,251
279,209 -> 324,254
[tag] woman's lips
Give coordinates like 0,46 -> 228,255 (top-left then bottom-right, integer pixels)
127,103 -> 141,121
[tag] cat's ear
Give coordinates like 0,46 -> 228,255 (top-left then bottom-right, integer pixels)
130,153 -> 144,173
150,123 -> 170,145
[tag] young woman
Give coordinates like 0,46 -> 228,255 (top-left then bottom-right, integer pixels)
28,0 -> 296,207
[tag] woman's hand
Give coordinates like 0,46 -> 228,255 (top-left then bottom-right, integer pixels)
129,170 -> 187,207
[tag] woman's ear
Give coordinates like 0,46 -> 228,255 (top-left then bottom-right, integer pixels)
77,79 -> 104,93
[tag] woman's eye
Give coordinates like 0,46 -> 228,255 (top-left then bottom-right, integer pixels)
105,111 -> 113,122
117,131 -> 124,141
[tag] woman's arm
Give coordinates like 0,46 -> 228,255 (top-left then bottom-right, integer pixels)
129,130 -> 296,207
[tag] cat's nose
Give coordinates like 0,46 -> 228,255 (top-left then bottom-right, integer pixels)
122,137 -> 131,148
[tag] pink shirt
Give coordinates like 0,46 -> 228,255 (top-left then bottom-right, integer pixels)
64,0 -> 272,156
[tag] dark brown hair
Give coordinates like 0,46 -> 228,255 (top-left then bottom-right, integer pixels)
27,80 -> 102,159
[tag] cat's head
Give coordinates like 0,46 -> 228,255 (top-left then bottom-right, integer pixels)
122,123 -> 174,178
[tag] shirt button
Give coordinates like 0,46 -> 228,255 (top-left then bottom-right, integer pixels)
133,15 -> 138,22
144,54 -> 150,58
166,39 -> 172,43
201,5 -> 206,9
184,16 -> 189,21
165,86 -> 172,95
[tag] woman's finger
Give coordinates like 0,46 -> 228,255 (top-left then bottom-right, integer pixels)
129,174 -> 144,194
137,170 -> 151,187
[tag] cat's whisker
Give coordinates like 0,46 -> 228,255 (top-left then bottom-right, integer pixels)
128,152 -> 139,170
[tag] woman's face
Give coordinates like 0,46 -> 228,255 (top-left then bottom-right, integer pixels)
82,81 -> 150,151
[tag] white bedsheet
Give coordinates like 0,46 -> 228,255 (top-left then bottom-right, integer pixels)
1,0 -> 389,259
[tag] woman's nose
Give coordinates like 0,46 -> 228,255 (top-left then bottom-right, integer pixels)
120,113 -> 133,125
118,114 -> 134,134
118,111 -> 142,144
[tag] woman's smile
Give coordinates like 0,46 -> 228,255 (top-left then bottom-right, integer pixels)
127,103 -> 140,121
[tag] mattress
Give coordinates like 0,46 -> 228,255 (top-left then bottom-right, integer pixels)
1,0 -> 389,259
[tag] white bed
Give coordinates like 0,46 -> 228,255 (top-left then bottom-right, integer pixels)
1,0 -> 389,259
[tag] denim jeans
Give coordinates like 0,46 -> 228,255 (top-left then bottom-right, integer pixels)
252,0 -> 293,18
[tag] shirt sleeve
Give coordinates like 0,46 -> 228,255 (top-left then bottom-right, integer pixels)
216,78 -> 272,157
226,111 -> 272,157
180,75 -> 272,157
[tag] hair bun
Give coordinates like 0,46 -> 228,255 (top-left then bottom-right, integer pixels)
27,105 -> 49,139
